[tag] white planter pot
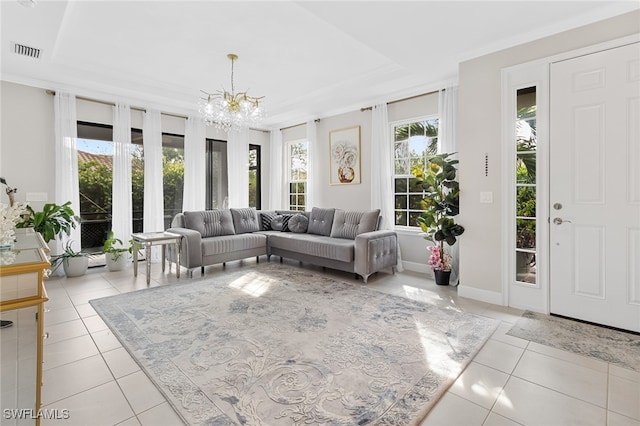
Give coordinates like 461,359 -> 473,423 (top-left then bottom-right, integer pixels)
62,256 -> 88,277
106,253 -> 129,271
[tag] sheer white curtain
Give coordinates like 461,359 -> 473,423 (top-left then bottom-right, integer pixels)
227,128 -> 249,208
306,120 -> 317,209
53,92 -> 81,252
439,85 -> 460,284
269,129 -> 284,210
371,103 -> 404,272
182,117 -> 206,211
438,86 -> 458,155
143,109 -> 164,262
111,103 -> 132,247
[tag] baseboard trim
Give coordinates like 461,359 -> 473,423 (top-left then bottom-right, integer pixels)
458,285 -> 504,306
402,260 -> 430,274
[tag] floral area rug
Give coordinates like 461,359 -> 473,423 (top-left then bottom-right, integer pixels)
508,311 -> 640,372
90,263 -> 498,425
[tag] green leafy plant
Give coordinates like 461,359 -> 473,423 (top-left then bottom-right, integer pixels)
412,152 -> 465,271
16,201 -> 79,243
50,241 -> 88,273
103,231 -> 132,261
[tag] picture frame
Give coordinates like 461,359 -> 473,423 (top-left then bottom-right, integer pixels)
329,125 -> 361,185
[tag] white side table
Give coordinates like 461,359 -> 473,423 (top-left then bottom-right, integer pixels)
131,231 -> 182,285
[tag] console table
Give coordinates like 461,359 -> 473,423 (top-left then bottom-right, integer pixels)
0,228 -> 50,426
131,231 -> 181,285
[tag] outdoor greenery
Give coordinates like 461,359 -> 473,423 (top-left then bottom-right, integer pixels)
516,106 -> 537,250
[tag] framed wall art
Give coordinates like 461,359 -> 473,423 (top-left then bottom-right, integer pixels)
329,125 -> 361,185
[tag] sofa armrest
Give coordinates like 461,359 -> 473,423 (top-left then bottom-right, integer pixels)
167,227 -> 202,268
354,230 -> 398,279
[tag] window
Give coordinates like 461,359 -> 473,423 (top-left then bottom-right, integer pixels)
205,139 -> 227,209
515,87 -> 537,284
76,122 -> 142,251
204,140 -> 261,210
287,140 -> 308,211
392,118 -> 439,227
161,133 -> 185,229
249,145 -> 261,209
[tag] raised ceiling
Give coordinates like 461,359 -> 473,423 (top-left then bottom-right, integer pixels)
1,1 -> 637,129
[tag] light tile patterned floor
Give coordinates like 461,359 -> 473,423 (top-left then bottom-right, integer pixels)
15,258 -> 640,425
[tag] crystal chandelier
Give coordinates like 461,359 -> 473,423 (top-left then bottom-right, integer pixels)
199,54 -> 265,132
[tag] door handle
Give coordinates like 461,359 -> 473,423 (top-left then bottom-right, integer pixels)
553,217 -> 572,225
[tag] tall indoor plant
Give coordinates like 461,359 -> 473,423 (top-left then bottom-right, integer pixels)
413,152 -> 465,285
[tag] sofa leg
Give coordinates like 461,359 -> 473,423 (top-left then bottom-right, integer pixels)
362,275 -> 369,284
256,256 -> 259,263
267,255 -> 271,262
188,269 -> 194,279
280,257 -> 283,263
223,262 -> 226,268
392,266 -> 396,275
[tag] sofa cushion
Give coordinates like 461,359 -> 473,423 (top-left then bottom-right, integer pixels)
288,214 -> 309,233
201,233 -> 266,257
330,209 -> 381,240
268,233 -> 354,262
307,207 -> 335,236
260,211 -> 276,231
183,210 -> 235,237
230,208 -> 260,234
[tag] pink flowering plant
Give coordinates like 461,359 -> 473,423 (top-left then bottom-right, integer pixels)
427,245 -> 452,271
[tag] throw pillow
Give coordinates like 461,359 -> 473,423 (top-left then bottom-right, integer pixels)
230,208 -> 260,234
260,212 -> 276,231
330,209 -> 380,240
307,207 -> 335,236
288,213 -> 309,233
271,214 -> 295,232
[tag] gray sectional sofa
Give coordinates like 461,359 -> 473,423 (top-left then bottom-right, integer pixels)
167,207 -> 398,283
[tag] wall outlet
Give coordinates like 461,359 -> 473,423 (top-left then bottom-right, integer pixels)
480,191 -> 493,203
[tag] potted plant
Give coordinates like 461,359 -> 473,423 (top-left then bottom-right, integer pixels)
50,241 -> 88,277
16,201 -> 79,243
103,231 -> 131,271
412,152 -> 465,285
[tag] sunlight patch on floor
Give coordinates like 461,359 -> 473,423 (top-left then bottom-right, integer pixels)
228,272 -> 274,297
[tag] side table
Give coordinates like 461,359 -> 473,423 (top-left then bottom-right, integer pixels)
131,231 -> 182,285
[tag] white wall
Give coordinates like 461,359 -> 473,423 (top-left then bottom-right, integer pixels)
0,81 -> 55,211
457,10 -> 640,302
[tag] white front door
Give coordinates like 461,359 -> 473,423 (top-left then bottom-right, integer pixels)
549,42 -> 640,332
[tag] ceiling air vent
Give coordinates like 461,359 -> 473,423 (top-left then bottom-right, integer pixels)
12,42 -> 41,59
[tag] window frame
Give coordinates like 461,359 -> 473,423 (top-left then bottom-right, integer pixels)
285,138 -> 308,211
390,115 -> 440,232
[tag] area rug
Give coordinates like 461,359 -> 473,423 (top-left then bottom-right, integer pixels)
90,263 -> 498,425
507,311 -> 640,372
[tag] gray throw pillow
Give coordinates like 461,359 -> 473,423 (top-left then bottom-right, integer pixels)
330,209 -> 380,240
230,208 -> 260,234
183,210 -> 235,237
307,207 -> 335,236
288,213 -> 309,233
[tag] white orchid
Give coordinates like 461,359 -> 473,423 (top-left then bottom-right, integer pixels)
0,202 -> 27,246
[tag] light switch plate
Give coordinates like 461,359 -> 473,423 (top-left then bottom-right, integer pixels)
480,191 -> 493,203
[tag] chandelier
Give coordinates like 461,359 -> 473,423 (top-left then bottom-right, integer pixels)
199,53 -> 265,132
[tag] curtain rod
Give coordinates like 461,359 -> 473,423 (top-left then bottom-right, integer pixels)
279,118 -> 320,132
360,89 -> 441,112
46,90 -> 188,120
